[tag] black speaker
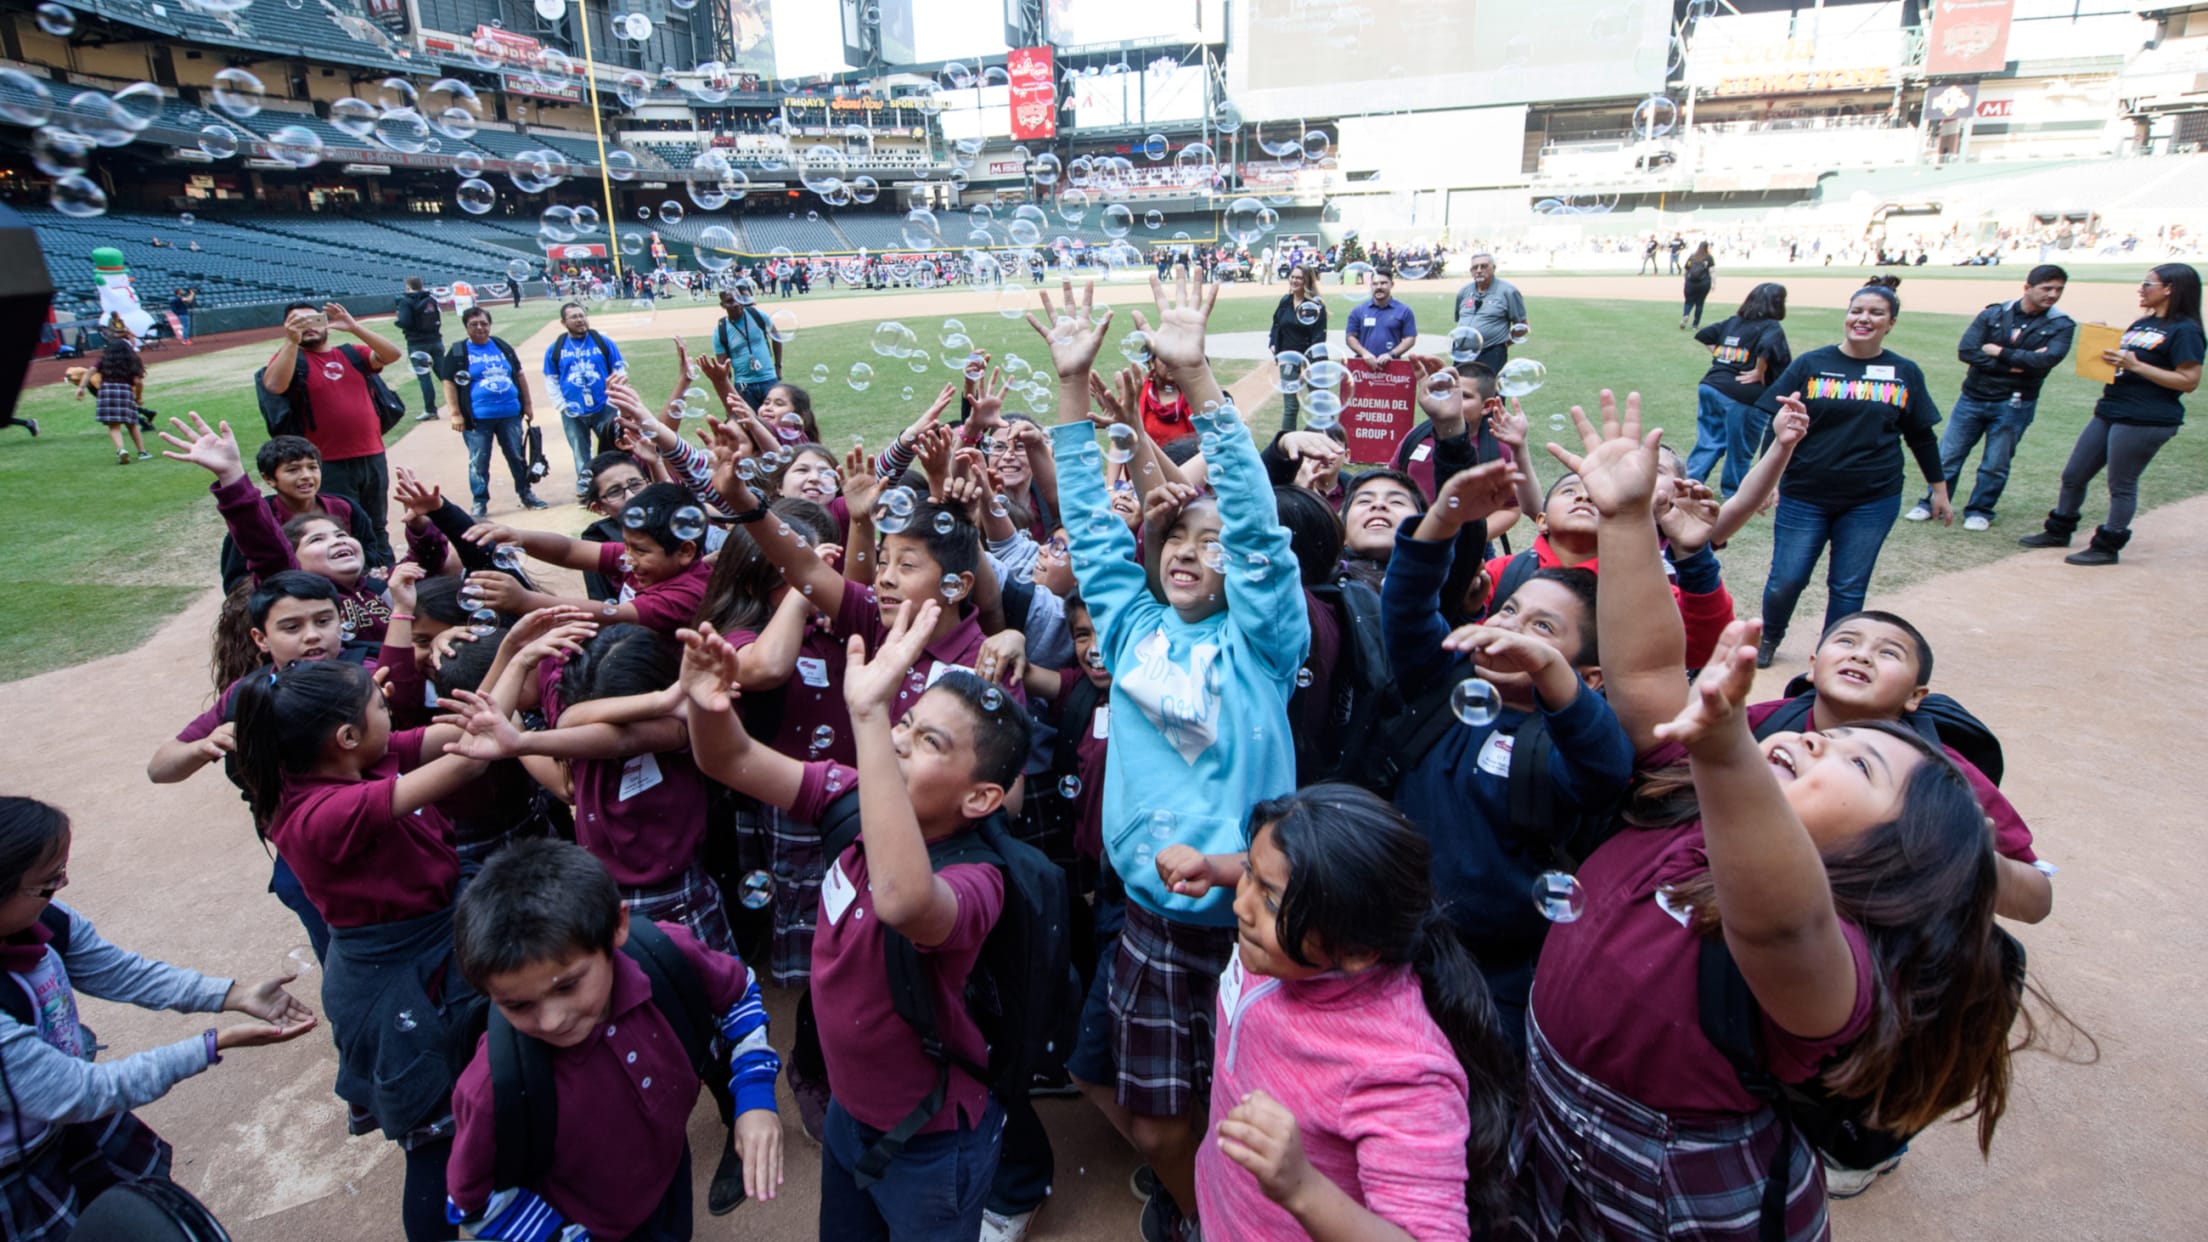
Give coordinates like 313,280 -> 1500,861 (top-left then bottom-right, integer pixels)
0,202 -> 57,424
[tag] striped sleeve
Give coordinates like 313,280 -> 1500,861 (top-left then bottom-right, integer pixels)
718,974 -> 781,1116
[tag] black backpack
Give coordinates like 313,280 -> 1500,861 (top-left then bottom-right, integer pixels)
254,344 -> 405,439
1348,673 -> 1622,870
817,790 -> 1073,1188
1761,678 -> 2005,786
1696,928 -> 2028,1241
0,905 -> 74,1028
70,1179 -> 231,1242
1293,578 -> 1397,784
482,919 -> 717,1191
1020,670 -> 1104,865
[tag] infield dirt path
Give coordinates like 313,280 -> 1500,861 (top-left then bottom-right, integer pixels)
0,273 -> 2193,1241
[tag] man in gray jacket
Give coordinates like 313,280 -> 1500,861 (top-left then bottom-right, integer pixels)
392,276 -> 444,422
1451,254 -> 1528,372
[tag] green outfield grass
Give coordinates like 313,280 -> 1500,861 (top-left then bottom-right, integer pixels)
2,285 -> 2199,683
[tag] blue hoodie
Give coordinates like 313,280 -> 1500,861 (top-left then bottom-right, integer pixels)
1053,410 -> 1308,925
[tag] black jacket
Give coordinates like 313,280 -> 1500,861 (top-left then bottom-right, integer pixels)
1956,300 -> 2074,402
1267,293 -> 1328,356
393,289 -> 443,345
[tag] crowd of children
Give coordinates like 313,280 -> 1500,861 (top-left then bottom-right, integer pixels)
9,262 -> 2175,1242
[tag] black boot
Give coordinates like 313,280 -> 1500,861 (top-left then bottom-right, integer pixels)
1756,633 -> 1781,669
2064,526 -> 2129,566
2017,509 -> 2080,548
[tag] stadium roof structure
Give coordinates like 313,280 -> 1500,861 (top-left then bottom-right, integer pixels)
57,0 -> 420,74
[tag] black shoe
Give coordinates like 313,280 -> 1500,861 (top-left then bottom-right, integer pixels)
470,502 -> 489,520
1139,1185 -> 1193,1242
23,419 -> 37,437
2016,531 -> 2069,548
708,1143 -> 746,1215
1756,636 -> 1779,669
519,494 -> 550,511
2062,545 -> 2119,566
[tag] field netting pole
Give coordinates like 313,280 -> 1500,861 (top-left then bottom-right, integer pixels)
572,0 -> 625,280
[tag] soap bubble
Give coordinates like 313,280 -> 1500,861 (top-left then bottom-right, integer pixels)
197,123 -> 238,158
266,125 -> 325,169
1144,208 -> 1165,230
810,724 -> 835,753
1632,94 -> 1678,140
1106,424 -> 1137,464
395,1010 -> 418,1032
1450,678 -> 1500,727
411,351 -> 436,376
1532,871 -> 1587,923
211,68 -> 265,120
669,506 -> 707,541
1497,358 -> 1548,399
658,200 -> 684,224
1273,351 -> 1307,393
1306,360 -> 1347,390
0,70 -> 53,127
282,945 -> 318,976
1449,326 -> 1486,362
1304,390 -> 1343,431
1142,133 -> 1167,160
1295,667 -> 1315,688
34,3 -> 75,37
1426,372 -> 1458,400
1058,775 -> 1081,797
455,178 -> 495,214
469,608 -> 499,636
932,510 -> 957,536
51,171 -> 109,218
1294,300 -> 1322,327
1146,809 -> 1177,840
1223,197 -> 1267,246
738,870 -> 775,909
847,362 -> 874,392
492,545 -> 523,571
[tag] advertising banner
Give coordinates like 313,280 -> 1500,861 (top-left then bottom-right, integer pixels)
1008,45 -> 1057,141
1926,0 -> 2015,77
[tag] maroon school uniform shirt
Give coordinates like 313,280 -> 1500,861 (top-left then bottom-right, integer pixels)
1530,728 -> 1877,1121
213,473 -> 392,645
265,728 -> 460,928
829,583 -> 1024,720
174,645 -> 401,745
593,541 -> 711,636
538,657 -> 709,888
1047,668 -> 1111,861
724,617 -> 858,765
793,760 -> 1005,1134
271,344 -> 388,463
446,922 -> 757,1237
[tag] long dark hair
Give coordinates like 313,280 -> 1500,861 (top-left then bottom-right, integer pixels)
1251,784 -> 1518,1228
693,524 -> 779,635
2151,262 -> 2202,323
97,338 -> 143,382
558,624 -> 679,710
1270,485 -> 1342,589
233,659 -> 379,827
0,797 -> 69,898
1738,282 -> 1788,323
1651,721 -> 2076,1150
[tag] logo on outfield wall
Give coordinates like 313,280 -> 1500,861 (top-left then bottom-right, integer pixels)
1929,82 -> 1979,122
1713,66 -> 1892,96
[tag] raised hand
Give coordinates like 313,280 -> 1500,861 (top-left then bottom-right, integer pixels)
1131,269 -> 1218,376
676,624 -> 744,713
157,411 -> 244,483
975,628 -> 1027,689
1546,390 -> 1660,518
1024,279 -> 1115,380
392,466 -> 444,524
1657,477 -> 1722,554
1426,460 -> 1520,534
1769,399 -> 1810,447
462,569 -> 531,614
386,561 -> 427,614
914,424 -> 956,501
1141,480 -> 1203,538
1489,399 -> 1531,451
437,689 -> 525,760
1651,619 -> 1762,749
1441,624 -> 1565,676
843,599 -> 942,719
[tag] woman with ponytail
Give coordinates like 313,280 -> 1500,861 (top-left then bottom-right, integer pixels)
231,659 -> 500,1241
1513,396 -> 2072,1242
1157,783 -> 1518,1240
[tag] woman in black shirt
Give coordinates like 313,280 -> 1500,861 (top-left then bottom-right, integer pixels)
1751,281 -> 1949,666
1267,263 -> 1329,431
1679,242 -> 1715,329
2019,263 -> 2204,565
1687,281 -> 1790,497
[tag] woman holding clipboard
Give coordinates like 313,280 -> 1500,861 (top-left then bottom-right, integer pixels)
2019,263 -> 2204,565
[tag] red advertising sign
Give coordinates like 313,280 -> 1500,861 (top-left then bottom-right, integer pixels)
544,243 -> 608,259
1007,46 -> 1057,142
1342,359 -> 1416,464
1925,0 -> 2014,77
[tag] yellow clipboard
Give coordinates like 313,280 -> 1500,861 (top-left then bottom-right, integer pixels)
2074,323 -> 2122,385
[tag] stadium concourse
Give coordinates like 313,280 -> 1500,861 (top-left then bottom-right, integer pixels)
0,274 -> 2194,1241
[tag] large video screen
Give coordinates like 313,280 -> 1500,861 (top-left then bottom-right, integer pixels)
727,0 -> 857,80
878,0 -> 1011,66
1067,63 -> 1206,128
1046,0 -> 1224,48
1224,0 -> 1670,119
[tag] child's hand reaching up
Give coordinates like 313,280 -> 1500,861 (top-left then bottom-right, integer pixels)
157,411 -> 245,485
1657,477 -> 1723,555
1415,460 -> 1518,541
1442,624 -> 1564,676
1489,399 -> 1531,453
392,466 -> 443,525
385,562 -> 427,614
1651,619 -> 1762,751
843,598 -> 941,721
1154,845 -> 1216,899
1217,1090 -> 1321,1211
436,688 -> 526,760
1142,481 -> 1204,541
676,624 -> 745,714
1024,279 -> 1115,383
1132,269 -> 1218,377
1546,390 -> 1660,518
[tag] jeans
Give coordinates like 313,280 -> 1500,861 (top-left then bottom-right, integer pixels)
560,407 -> 618,494
819,1097 -> 1002,1241
320,453 -> 393,566
463,416 -> 533,506
1684,387 -> 1767,498
1279,389 -> 1300,431
1761,493 -> 1903,643
1920,394 -> 2035,519
737,380 -> 776,409
2053,416 -> 2181,533
176,311 -> 192,341
1682,287 -> 1710,326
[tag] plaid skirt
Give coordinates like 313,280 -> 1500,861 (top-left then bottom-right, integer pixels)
1510,1012 -> 1828,1242
93,382 -> 140,427
622,861 -> 737,957
1106,903 -> 1235,1119
0,1112 -> 171,1241
764,804 -> 827,986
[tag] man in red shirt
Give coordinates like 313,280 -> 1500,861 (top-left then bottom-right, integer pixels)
261,301 -> 403,566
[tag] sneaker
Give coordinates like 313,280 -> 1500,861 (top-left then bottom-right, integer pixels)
23,418 -> 37,437
1963,514 -> 1991,532
470,502 -> 489,520
1902,504 -> 1932,522
1028,1065 -> 1080,1098
117,451 -> 130,466
1129,1164 -> 1160,1204
519,494 -> 550,511
981,1207 -> 1037,1242
707,1144 -> 746,1215
137,450 -> 151,460
1139,1186 -> 1200,1242
413,410 -> 438,422
1823,1150 -> 1905,1199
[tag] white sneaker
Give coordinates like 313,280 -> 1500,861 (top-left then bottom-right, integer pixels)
981,1208 -> 1036,1242
1963,514 -> 1991,532
1823,1151 -> 1905,1199
1903,504 -> 1932,522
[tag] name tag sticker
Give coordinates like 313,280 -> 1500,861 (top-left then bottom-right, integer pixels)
1863,365 -> 1897,381
1409,443 -> 1433,462
1091,703 -> 1111,740
796,656 -> 830,688
618,752 -> 663,801
1475,730 -> 1515,777
821,858 -> 857,926
923,661 -> 975,690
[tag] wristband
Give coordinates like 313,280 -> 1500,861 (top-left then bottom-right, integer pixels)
729,500 -> 770,526
389,612 -> 417,622
204,1028 -> 222,1065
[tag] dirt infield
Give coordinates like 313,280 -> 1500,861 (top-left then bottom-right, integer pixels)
0,271 -> 2195,1240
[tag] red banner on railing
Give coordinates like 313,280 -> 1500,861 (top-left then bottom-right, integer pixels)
1343,359 -> 1416,464
1007,46 -> 1056,141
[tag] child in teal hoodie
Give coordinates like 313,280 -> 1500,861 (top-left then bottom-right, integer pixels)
1031,273 -> 1308,1241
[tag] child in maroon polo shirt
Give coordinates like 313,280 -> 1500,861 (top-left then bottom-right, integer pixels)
681,598 -> 1031,1240
461,483 -> 710,637
445,839 -> 782,1241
